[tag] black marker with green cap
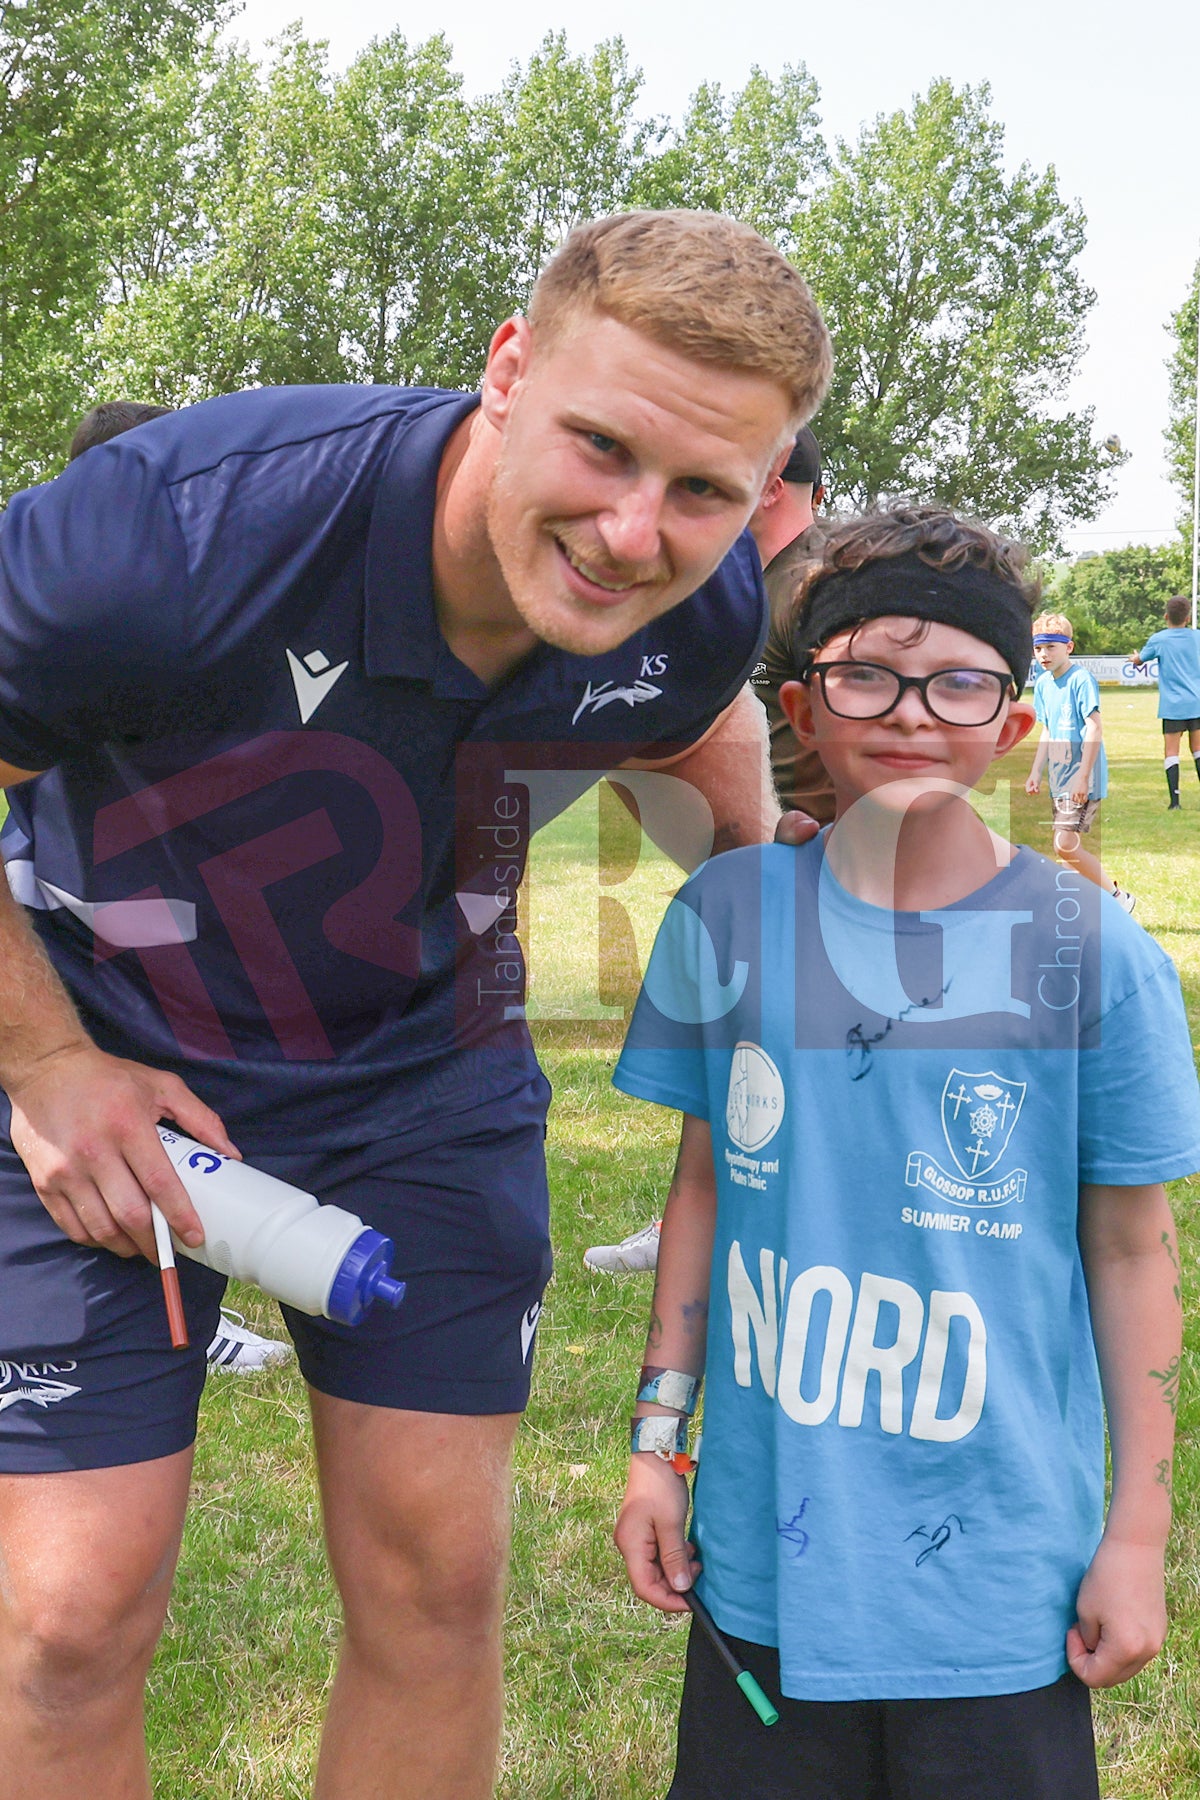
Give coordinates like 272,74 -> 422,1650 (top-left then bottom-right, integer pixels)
682,1588 -> 779,1727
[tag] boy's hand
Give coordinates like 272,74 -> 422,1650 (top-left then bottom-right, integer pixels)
1066,1535 -> 1168,1688
614,1454 -> 699,1613
1069,781 -> 1089,806
1024,774 -> 1040,795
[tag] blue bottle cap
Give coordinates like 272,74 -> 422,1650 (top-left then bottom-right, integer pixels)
326,1230 -> 407,1327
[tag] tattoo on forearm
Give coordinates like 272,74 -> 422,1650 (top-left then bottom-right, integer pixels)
1155,1458 -> 1173,1491
1149,1356 -> 1181,1416
1163,1231 -> 1182,1306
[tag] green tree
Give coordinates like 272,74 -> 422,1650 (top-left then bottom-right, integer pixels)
328,31 -> 508,388
635,64 -> 825,251
492,33 -> 661,300
0,0 -> 222,496
94,28 -> 345,403
1049,543 -> 1190,653
795,80 -> 1118,551
1165,259 -> 1198,560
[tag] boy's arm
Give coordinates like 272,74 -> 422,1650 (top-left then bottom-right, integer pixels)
1025,727 -> 1050,791
614,1112 -> 717,1613
1072,710 -> 1103,802
1070,1182 -> 1181,1688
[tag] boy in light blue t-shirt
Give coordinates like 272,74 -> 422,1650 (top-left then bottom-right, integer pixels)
1025,610 -> 1134,911
613,509 -> 1200,1800
1131,594 -> 1200,809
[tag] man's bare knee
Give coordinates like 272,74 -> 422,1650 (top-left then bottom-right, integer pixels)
5,1575 -> 168,1719
344,1524 -> 508,1646
0,1456 -> 189,1724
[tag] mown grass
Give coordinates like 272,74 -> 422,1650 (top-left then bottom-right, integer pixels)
21,687 -> 1200,1795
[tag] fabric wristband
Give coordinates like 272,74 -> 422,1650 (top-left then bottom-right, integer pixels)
630,1416 -> 689,1457
636,1368 -> 702,1415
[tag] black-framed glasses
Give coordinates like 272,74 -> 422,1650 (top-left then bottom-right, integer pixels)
805,660 -> 1013,726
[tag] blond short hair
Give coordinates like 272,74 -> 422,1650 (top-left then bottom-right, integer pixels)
527,211 -> 832,427
1032,612 -> 1074,642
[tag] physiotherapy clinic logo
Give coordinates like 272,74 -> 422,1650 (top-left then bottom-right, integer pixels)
725,1042 -> 786,1153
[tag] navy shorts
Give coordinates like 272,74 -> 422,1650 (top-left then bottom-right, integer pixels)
668,1625 -> 1099,1800
0,1075 -> 553,1473
1162,716 -> 1200,734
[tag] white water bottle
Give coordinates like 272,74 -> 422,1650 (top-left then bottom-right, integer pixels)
156,1126 -> 406,1325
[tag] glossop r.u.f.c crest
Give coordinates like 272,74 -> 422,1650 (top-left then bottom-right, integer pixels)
940,1071 -> 1027,1181
903,1069 -> 1029,1213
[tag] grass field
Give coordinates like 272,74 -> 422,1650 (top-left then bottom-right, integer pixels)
21,688 -> 1200,1795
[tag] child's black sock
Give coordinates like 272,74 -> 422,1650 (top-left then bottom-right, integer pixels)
1167,759 -> 1181,806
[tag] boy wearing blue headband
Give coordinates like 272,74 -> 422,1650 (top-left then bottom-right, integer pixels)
1025,611 -> 1135,910
613,508 -> 1199,1799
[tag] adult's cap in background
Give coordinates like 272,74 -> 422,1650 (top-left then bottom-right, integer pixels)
781,426 -> 821,489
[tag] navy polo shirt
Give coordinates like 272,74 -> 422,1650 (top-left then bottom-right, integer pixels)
0,385 -> 767,1153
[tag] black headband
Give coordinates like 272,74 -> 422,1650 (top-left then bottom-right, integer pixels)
791,552 -> 1034,692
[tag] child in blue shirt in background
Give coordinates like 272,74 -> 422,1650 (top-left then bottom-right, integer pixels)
1025,610 -> 1135,911
613,508 -> 1200,1800
1131,594 -> 1200,809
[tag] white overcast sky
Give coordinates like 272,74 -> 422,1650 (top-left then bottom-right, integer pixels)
228,0 -> 1199,553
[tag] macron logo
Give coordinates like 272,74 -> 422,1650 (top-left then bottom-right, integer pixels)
520,1302 -> 542,1365
286,648 -> 349,723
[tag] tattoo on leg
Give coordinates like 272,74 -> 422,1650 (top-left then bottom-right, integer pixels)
647,1309 -> 664,1351
1149,1356 -> 1181,1415
1155,1458 -> 1172,1490
1163,1231 -> 1182,1306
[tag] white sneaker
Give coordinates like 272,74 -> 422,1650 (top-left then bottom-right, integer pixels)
1113,889 -> 1137,915
583,1220 -> 661,1274
206,1308 -> 293,1373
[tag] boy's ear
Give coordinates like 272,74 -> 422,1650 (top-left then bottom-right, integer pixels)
779,678 -> 815,744
993,699 -> 1036,759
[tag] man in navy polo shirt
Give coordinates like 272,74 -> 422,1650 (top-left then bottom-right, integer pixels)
0,210 -> 830,1798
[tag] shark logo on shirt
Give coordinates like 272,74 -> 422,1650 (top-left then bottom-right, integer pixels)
571,678 -> 662,726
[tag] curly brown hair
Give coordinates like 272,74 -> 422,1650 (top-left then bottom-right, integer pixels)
791,506 -> 1041,629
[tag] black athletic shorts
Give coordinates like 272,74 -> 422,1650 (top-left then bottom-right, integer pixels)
667,1621 -> 1099,1800
1161,716 -> 1200,734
